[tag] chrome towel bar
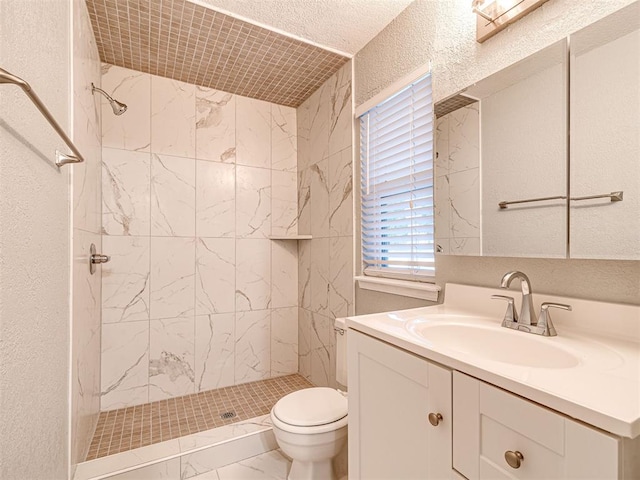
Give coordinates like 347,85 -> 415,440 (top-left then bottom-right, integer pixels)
572,191 -> 623,203
499,191 -> 623,209
498,195 -> 566,209
0,67 -> 85,167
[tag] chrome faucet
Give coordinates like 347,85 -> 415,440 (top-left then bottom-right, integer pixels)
492,271 -> 571,337
500,271 -> 536,326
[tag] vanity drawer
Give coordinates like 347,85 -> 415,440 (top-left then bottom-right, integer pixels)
453,371 -> 621,480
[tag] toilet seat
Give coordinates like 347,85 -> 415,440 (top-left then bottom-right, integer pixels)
271,387 -> 348,435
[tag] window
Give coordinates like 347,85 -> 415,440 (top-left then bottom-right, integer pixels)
359,73 -> 435,281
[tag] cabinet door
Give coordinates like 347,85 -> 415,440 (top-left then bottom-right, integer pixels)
453,372 -> 621,480
348,330 -> 452,480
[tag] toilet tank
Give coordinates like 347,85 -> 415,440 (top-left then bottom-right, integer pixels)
335,317 -> 347,386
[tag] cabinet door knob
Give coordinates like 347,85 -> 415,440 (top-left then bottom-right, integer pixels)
428,412 -> 443,426
504,450 -> 524,469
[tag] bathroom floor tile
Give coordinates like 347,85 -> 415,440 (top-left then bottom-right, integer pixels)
214,449 -> 291,480
87,374 -> 312,460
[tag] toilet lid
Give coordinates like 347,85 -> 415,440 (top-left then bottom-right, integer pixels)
273,387 -> 347,427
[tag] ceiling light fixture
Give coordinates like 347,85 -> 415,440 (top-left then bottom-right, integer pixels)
473,0 -> 550,43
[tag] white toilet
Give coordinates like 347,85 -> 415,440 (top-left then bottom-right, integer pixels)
270,317 -> 348,480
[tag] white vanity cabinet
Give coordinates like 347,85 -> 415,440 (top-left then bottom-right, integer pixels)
348,330 -> 453,480
453,371 -> 624,480
348,329 -> 638,480
346,283 -> 640,479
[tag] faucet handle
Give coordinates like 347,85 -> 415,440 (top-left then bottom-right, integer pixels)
492,295 -> 518,326
537,302 -> 572,337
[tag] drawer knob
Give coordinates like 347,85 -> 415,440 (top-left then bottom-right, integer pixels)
428,412 -> 443,426
505,450 -> 524,469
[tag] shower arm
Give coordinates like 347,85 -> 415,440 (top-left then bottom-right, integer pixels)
0,67 -> 85,167
91,83 -> 116,103
91,83 -> 127,115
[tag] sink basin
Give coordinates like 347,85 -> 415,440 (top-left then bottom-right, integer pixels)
406,322 -> 580,368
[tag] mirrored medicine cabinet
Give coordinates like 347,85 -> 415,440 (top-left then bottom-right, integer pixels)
434,1 -> 639,260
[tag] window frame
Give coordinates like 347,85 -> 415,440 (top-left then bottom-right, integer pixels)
356,66 -> 436,285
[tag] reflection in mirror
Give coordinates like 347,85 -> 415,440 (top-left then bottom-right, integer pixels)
570,2 -> 639,260
435,40 -> 568,258
434,96 -> 481,255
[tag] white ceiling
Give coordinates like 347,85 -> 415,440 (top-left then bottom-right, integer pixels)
191,0 -> 415,56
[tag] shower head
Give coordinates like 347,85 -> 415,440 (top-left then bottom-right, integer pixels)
108,98 -> 128,116
91,83 -> 127,115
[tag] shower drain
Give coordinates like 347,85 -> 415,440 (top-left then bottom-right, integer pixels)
220,411 -> 236,420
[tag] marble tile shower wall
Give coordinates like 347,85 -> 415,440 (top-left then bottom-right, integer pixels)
99,64 -> 299,410
435,104 -> 481,255
296,62 -> 354,388
71,0 -> 103,467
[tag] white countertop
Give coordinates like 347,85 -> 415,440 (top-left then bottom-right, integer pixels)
346,283 -> 640,438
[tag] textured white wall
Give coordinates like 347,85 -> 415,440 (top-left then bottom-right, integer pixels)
355,0 -> 637,105
354,0 -> 639,307
0,0 -> 71,478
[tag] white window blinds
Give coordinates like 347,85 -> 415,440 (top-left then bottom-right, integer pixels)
359,73 -> 435,281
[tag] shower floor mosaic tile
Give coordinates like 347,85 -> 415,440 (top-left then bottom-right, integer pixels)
86,374 -> 312,460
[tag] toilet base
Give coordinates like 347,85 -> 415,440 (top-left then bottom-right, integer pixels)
288,458 -> 337,480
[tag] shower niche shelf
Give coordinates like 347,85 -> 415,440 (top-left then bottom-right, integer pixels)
269,235 -> 313,240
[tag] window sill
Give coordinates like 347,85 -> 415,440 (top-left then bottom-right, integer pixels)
355,276 -> 441,302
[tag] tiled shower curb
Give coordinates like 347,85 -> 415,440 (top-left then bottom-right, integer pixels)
74,414 -> 277,480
